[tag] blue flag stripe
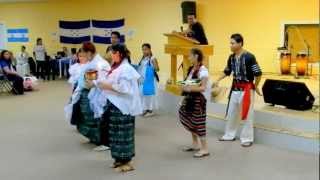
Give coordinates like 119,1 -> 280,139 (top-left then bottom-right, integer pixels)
92,19 -> 124,28
59,20 -> 91,29
93,35 -> 125,44
60,36 -> 91,44
7,29 -> 28,33
8,37 -> 29,42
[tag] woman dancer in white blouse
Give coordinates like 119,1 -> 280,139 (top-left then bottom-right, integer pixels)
87,44 -> 142,172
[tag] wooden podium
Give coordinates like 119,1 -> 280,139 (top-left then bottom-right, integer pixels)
164,32 -> 213,96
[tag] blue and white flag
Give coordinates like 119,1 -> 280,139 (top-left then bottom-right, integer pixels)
92,19 -> 125,44
59,20 -> 91,44
7,28 -> 29,43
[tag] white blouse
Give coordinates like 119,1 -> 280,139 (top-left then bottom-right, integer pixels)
138,56 -> 156,80
187,65 -> 211,100
68,63 -> 86,86
105,60 -> 142,116
16,52 -> 29,64
68,54 -> 110,112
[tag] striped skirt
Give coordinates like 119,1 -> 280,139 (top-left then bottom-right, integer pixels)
103,101 -> 135,162
179,93 -> 207,137
77,89 -> 100,145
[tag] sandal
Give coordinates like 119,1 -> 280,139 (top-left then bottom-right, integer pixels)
219,137 -> 236,142
193,152 -> 210,158
182,147 -> 200,152
110,162 -> 122,168
115,164 -> 135,173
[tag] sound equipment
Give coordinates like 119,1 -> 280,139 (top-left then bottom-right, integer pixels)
181,1 -> 196,23
262,79 -> 314,110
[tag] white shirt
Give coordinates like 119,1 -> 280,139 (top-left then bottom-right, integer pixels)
138,56 -> 156,80
68,63 -> 86,86
66,54 -> 110,119
16,51 -> 29,65
88,53 -> 110,82
104,60 -> 142,116
33,45 -> 46,61
187,65 -> 211,100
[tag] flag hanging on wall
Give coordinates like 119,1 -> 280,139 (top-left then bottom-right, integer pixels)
7,28 -> 29,43
92,19 -> 125,44
59,20 -> 91,44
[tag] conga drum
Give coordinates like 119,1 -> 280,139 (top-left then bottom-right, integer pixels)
296,52 -> 308,76
280,51 -> 291,74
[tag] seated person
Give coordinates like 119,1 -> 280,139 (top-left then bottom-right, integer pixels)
58,47 -> 72,78
0,50 -> 24,95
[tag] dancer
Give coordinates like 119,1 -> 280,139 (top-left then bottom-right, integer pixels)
214,33 -> 262,147
88,44 -> 142,172
179,48 -> 210,158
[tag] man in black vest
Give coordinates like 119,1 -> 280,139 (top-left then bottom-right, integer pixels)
213,34 -> 262,147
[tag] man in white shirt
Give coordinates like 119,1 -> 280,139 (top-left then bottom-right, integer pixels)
33,38 -> 47,80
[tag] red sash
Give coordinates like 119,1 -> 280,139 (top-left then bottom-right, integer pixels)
233,82 -> 255,120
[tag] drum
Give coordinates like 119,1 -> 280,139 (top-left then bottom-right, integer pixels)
296,52 -> 308,76
280,51 -> 291,74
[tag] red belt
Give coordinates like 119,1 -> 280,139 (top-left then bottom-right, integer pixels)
233,82 -> 255,120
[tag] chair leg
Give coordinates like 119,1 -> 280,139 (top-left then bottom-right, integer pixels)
0,81 -> 12,93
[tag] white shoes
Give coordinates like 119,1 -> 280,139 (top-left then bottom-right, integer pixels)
93,145 -> 110,151
144,112 -> 155,117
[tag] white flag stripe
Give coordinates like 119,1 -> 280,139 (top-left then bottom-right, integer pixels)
59,28 -> 91,37
91,27 -> 124,37
7,33 -> 28,38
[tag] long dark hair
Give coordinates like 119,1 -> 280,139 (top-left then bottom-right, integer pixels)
187,48 -> 203,79
139,43 -> 153,65
126,48 -> 132,64
75,48 -> 85,63
108,44 -> 128,75
0,50 -> 11,60
0,50 -> 13,67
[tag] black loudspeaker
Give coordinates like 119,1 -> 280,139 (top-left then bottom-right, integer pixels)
262,79 -> 315,110
181,1 -> 196,23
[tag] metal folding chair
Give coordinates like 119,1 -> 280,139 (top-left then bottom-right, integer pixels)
0,70 -> 17,94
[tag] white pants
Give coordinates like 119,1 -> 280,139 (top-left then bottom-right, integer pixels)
222,90 -> 255,143
142,95 -> 158,111
141,81 -> 158,111
16,63 -> 30,76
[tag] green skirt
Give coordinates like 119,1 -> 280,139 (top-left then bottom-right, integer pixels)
104,101 -> 135,162
77,89 -> 100,145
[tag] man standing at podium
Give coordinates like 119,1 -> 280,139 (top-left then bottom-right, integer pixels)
213,34 -> 262,147
185,14 -> 208,45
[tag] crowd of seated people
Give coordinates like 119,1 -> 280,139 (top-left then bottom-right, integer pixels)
0,38 -> 76,95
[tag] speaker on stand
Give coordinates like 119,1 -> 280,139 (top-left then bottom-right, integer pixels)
181,1 -> 196,23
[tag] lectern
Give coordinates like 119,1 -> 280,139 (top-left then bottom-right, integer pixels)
164,32 -> 213,95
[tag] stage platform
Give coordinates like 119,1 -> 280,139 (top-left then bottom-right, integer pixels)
158,73 -> 319,154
